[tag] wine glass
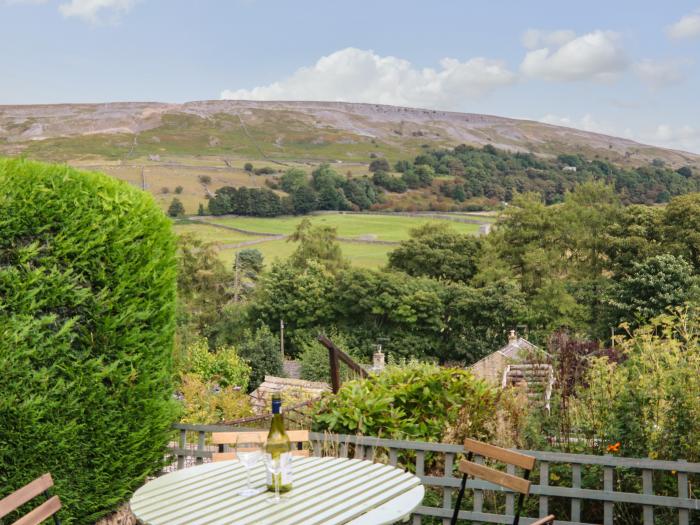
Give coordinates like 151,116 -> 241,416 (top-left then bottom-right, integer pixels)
235,448 -> 263,497
263,453 -> 291,504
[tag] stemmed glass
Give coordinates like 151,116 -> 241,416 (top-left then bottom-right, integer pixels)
263,453 -> 291,504
235,448 -> 264,497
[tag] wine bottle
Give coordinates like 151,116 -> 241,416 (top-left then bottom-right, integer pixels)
265,393 -> 293,492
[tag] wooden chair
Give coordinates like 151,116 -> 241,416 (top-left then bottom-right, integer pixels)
450,438 -> 555,525
211,430 -> 310,461
0,473 -> 61,525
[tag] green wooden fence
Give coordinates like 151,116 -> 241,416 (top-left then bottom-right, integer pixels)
169,423 -> 700,525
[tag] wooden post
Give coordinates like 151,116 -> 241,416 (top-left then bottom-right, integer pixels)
233,251 -> 240,303
196,431 -> 205,465
506,464 -> 515,517
603,463 -> 614,525
328,344 -> 340,394
280,319 -> 285,360
571,463 -> 582,522
539,461 -> 549,519
413,451 -> 425,525
442,452 -> 454,525
177,429 -> 186,470
677,461 -> 689,525
642,469 -> 653,525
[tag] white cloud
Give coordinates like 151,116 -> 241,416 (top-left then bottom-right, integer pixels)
221,47 -> 516,110
58,0 -> 136,22
667,10 -> 700,39
521,30 -> 628,82
539,113 -> 621,135
651,124 -> 700,152
540,114 -> 700,153
634,58 -> 691,90
522,29 -> 576,50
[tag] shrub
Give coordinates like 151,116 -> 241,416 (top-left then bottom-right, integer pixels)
568,310 -> 700,461
167,197 -> 185,217
312,362 -> 504,442
0,158 -> 178,524
174,185 -> 183,194
178,373 -> 252,424
237,325 -> 283,391
178,338 -> 251,390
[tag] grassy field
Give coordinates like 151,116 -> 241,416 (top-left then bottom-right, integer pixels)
173,212 -> 482,269
173,223 -> 265,245
217,239 -> 394,269
207,214 -> 480,241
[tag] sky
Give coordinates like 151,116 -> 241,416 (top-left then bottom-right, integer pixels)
2,0 -> 700,152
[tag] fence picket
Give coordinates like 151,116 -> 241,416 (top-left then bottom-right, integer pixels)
443,452 -> 454,525
642,469 -> 653,525
677,461 -> 689,525
571,463 -> 581,522
539,460 -> 549,519
603,464 -> 614,525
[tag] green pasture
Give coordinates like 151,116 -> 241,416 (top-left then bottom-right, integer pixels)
207,213 -> 480,241
217,239 -> 394,269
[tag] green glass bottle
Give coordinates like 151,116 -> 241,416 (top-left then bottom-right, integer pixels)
265,393 -> 292,492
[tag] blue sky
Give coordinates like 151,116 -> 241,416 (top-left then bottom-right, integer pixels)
2,0 -> 700,152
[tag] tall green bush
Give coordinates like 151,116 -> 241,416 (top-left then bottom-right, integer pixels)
0,158 -> 178,524
312,362 -> 510,442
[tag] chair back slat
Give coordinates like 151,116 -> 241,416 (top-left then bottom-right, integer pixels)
459,460 -> 532,495
463,438 -> 536,471
0,474 -> 54,519
12,495 -> 61,525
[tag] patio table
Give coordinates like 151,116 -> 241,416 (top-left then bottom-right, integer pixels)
129,456 -> 424,525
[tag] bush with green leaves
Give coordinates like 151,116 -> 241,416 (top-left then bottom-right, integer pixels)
237,325 -> 283,391
178,337 -> 251,390
568,310 -> 700,462
312,362 -> 506,441
0,158 -> 178,524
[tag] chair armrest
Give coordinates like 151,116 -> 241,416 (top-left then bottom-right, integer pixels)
529,515 -> 555,525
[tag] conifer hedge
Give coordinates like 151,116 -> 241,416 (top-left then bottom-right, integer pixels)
0,158 -> 178,523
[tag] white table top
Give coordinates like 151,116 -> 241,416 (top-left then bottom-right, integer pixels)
130,456 -> 424,525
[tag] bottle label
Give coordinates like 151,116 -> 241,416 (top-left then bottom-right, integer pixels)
265,452 -> 293,487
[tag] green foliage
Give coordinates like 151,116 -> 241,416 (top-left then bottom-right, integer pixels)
244,162 -> 254,172
388,223 -> 482,282
197,202 -> 206,216
312,363 -> 508,442
177,338 -> 251,390
178,373 -> 252,424
606,254 -> 699,328
297,328 -> 365,383
0,158 -> 178,524
288,218 -> 349,272
208,186 -> 282,217
167,197 -> 185,217
237,325 -> 284,391
368,158 -> 391,172
176,234 -> 232,337
407,144 -> 700,205
568,310 -> 700,462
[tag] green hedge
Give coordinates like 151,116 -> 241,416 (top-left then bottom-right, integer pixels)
0,158 -> 178,523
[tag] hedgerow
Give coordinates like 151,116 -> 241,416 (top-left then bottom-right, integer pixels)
0,158 -> 178,524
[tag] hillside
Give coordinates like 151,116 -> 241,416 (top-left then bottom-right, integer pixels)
1,100 -> 699,167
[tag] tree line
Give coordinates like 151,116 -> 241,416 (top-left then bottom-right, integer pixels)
191,145 -> 698,217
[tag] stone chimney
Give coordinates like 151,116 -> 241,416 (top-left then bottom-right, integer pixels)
372,345 -> 385,373
508,329 -> 517,343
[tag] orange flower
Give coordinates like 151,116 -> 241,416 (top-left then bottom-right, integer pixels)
606,442 -> 621,453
